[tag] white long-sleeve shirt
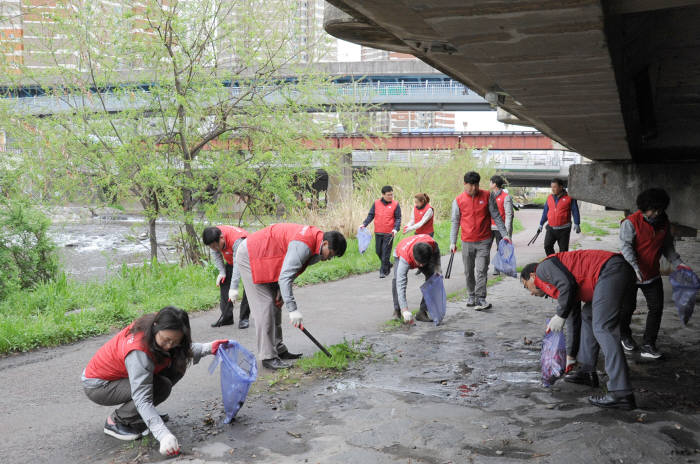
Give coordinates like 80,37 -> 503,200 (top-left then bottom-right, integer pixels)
212,237 -> 244,292
404,206 -> 434,232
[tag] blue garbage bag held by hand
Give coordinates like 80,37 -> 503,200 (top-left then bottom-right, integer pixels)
357,227 -> 372,254
540,319 -> 566,387
670,267 -> 700,325
420,273 -> 447,325
493,238 -> 517,277
208,340 -> 257,423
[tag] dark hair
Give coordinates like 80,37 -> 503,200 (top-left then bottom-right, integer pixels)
414,193 -> 430,205
202,226 -> 221,245
551,178 -> 565,187
636,188 -> 670,212
464,171 -> 480,185
130,306 -> 193,374
324,231 -> 347,257
381,185 -> 393,194
520,262 -> 539,281
413,242 -> 433,265
490,175 -> 505,189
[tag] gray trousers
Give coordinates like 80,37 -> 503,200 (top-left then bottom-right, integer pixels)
461,238 -> 491,299
578,256 -> 635,394
84,369 -> 181,425
236,241 -> 288,360
566,302 -> 582,358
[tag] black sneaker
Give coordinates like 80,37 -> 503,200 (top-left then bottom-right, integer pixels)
640,344 -> 663,359
620,336 -> 638,352
103,417 -> 141,441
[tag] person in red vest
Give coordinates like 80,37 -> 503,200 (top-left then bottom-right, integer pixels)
83,306 -> 230,454
489,175 -> 514,275
403,193 -> 434,237
618,188 -> 690,359
360,185 -> 401,278
450,171 -> 509,311
537,178 -> 581,256
520,250 -> 637,410
202,226 -> 251,329
236,223 -> 347,370
392,234 -> 441,322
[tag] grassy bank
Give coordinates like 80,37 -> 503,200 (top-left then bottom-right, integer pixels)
0,262 -> 218,354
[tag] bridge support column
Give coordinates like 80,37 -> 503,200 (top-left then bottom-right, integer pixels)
569,162 -> 700,231
327,152 -> 353,207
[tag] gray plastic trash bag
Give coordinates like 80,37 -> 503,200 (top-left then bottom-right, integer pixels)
670,267 -> 700,325
208,340 -> 257,423
358,227 -> 372,254
492,238 -> 516,277
420,274 -> 447,325
540,320 -> 566,387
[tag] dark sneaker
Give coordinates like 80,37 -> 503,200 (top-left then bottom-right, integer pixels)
379,272 -> 387,279
279,350 -> 303,360
262,357 -> 290,370
211,315 -> 234,327
466,296 -> 477,307
620,336 -> 638,352
588,393 -> 636,410
415,309 -> 433,322
474,298 -> 491,311
103,416 -> 141,441
640,344 -> 663,359
238,319 -> 250,329
564,369 -> 600,387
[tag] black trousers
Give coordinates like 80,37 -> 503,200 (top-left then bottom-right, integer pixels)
544,225 -> 571,256
375,233 -> 394,275
618,278 -> 664,345
220,263 -> 251,321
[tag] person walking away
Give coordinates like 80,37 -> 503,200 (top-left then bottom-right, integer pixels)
618,188 -> 691,359
360,185 -> 401,278
520,250 -> 637,410
392,234 -> 441,322
202,225 -> 251,329
403,193 -> 434,237
82,306 -> 231,455
489,175 -> 514,275
236,223 -> 346,370
450,171 -> 509,311
537,178 -> 581,256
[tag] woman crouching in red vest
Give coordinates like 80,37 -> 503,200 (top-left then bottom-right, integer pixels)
82,306 -> 229,456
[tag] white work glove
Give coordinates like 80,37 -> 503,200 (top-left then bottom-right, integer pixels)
546,314 -> 566,333
574,224 -> 581,234
359,223 -> 366,229
289,310 -> 304,328
537,225 -> 543,233
216,273 -> 226,287
634,269 -> 644,282
450,243 -> 457,253
159,433 -> 180,456
402,310 -> 413,323
228,288 -> 237,303
392,229 -> 398,236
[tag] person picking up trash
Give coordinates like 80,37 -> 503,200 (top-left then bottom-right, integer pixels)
236,223 -> 347,370
520,250 -> 637,410
82,306 -> 231,455
392,234 -> 441,323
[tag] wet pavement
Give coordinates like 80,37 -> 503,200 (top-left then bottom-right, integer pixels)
2,209 -> 699,463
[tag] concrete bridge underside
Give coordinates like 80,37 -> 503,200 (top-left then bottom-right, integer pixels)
324,1 -> 700,230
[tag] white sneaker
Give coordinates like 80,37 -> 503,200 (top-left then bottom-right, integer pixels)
474,298 -> 491,311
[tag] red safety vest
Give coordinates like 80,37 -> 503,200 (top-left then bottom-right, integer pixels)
546,193 -> 573,227
534,250 -> 617,303
217,225 -> 248,265
490,190 -> 508,227
627,210 -> 668,281
456,189 -> 492,242
396,234 -> 437,269
84,324 -> 171,381
374,199 -> 397,234
414,204 -> 434,235
247,223 -> 323,284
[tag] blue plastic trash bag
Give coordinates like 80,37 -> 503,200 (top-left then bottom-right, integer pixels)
357,227 -> 372,254
540,320 -> 566,387
420,273 -> 447,326
493,238 -> 517,277
670,267 -> 700,325
208,340 -> 257,423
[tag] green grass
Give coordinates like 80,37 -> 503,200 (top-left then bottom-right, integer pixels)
513,217 -> 524,234
0,261 -> 219,354
295,338 -> 373,372
580,221 -> 609,236
527,194 -> 548,206
295,220 -> 455,286
593,216 -> 624,229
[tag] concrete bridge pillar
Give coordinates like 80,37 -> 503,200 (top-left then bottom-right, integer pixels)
327,152 -> 353,207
